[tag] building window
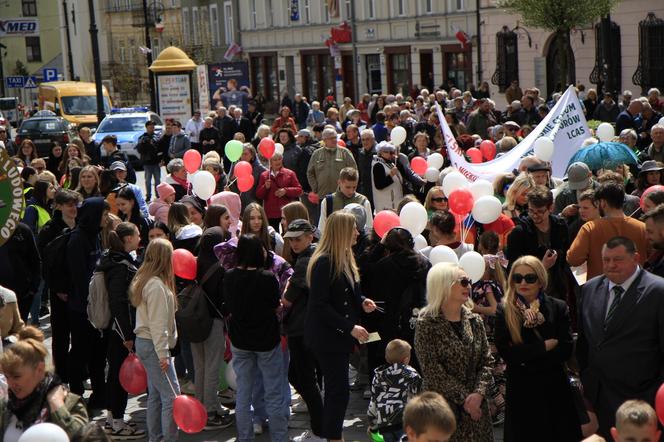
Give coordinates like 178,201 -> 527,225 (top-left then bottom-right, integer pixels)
22,0 -> 37,16
250,0 -> 257,28
302,52 -> 335,102
265,0 -> 273,27
389,53 -> 410,94
442,45 -> 472,90
118,40 -> 126,63
224,1 -> 233,43
456,0 -> 464,11
344,0 -> 351,19
182,8 -> 190,45
25,36 -> 41,62
250,53 -> 279,110
323,0 -> 330,23
590,20 -> 621,96
304,0 -> 310,24
192,7 -> 200,45
152,37 -> 160,57
491,26 -> 519,92
365,0 -> 375,19
210,4 -> 220,46
422,0 -> 433,13
633,12 -> 664,94
396,0 -> 406,16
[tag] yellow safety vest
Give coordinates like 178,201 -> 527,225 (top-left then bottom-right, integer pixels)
27,204 -> 51,232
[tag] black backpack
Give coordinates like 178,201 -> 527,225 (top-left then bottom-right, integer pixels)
175,263 -> 222,343
43,228 -> 72,293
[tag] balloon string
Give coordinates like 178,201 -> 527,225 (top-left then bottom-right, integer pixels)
463,218 -> 475,244
164,370 -> 179,397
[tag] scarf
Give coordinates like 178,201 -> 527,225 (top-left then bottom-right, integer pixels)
171,174 -> 190,192
516,293 -> 545,328
7,373 -> 61,429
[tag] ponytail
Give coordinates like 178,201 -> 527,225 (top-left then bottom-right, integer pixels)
107,221 -> 138,252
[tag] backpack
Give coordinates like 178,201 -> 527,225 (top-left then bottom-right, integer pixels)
43,228 -> 73,292
87,259 -> 133,330
175,263 -> 222,343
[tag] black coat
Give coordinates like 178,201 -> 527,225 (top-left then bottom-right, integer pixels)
304,254 -> 363,353
495,296 -> 581,442
284,244 -> 315,337
229,117 -> 254,141
0,222 -> 41,299
136,131 -> 160,165
96,250 -> 138,341
101,149 -> 136,183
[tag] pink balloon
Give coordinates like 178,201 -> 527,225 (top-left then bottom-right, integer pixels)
308,192 -> 320,204
258,138 -> 276,159
173,395 -> 207,434
374,210 -> 401,239
183,149 -> 202,174
172,249 -> 197,280
237,174 -> 255,193
119,353 -> 147,395
234,161 -> 252,178
411,157 -> 428,175
337,139 -> 346,147
466,147 -> 483,163
479,140 -> 496,161
641,185 -> 664,210
448,188 -> 475,217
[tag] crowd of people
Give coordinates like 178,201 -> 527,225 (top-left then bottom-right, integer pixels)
0,79 -> 663,442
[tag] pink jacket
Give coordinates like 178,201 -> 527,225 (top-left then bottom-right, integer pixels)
148,199 -> 170,224
209,191 -> 242,237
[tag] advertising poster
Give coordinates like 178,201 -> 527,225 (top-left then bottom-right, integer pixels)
197,65 -> 211,115
0,146 -> 24,246
208,62 -> 250,112
157,74 -> 192,125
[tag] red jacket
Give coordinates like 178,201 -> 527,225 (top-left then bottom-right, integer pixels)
255,167 -> 303,218
271,116 -> 297,135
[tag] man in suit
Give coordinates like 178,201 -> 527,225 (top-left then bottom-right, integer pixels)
577,236 -> 664,441
231,107 -> 254,141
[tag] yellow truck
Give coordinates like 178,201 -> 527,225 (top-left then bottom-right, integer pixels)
38,81 -> 112,128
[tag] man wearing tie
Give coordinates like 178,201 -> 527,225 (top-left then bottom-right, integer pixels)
577,236 -> 664,441
232,107 -> 254,141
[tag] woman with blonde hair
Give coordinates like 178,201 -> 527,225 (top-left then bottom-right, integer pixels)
76,165 -> 101,199
494,255 -> 581,441
502,172 -> 535,221
305,211 -> 377,442
414,262 -> 494,441
130,239 -> 180,442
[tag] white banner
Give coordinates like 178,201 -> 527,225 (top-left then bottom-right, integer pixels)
157,74 -> 192,125
196,65 -> 210,115
437,85 -> 589,182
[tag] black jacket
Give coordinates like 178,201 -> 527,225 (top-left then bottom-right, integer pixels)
304,254 -> 363,353
96,250 -> 138,341
197,227 -> 227,319
66,197 -> 106,313
136,131 -> 160,165
0,222 -> 41,299
284,244 -> 315,337
295,141 -> 317,192
200,127 -> 220,153
229,117 -> 254,141
37,211 -> 70,278
83,139 -> 101,165
156,133 -> 172,163
101,149 -> 136,183
357,146 -> 376,207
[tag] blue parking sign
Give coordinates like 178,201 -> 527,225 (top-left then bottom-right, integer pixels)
43,68 -> 57,82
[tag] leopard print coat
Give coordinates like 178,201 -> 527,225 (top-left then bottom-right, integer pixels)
414,305 -> 494,442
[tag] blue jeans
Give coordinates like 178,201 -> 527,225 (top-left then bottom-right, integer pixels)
143,163 -> 161,201
136,337 -> 180,442
232,343 -> 289,442
251,342 -> 290,424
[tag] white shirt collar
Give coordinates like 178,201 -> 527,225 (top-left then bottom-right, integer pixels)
608,266 -> 640,294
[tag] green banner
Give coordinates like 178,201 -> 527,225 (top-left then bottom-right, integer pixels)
0,146 -> 23,246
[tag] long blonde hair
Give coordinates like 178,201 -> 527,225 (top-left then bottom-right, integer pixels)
503,255 -> 548,344
420,263 -> 466,318
307,211 -> 359,284
129,238 -> 175,307
504,172 -> 535,211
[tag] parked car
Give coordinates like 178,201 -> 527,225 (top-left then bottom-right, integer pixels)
15,110 -> 74,157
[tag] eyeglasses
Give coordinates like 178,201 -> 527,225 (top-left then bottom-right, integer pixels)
512,273 -> 538,284
431,197 -> 448,203
456,277 -> 472,288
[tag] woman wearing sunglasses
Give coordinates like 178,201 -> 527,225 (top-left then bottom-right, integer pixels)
414,262 -> 494,441
494,255 -> 582,441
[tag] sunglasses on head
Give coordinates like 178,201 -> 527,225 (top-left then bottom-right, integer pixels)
457,277 -> 472,288
431,197 -> 448,203
512,273 -> 538,284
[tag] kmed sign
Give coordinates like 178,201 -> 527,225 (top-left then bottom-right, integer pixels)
0,19 -> 39,37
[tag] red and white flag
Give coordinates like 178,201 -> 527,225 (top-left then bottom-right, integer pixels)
451,25 -> 470,49
224,42 -> 242,61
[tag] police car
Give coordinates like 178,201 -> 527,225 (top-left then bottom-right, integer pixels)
93,107 -> 163,167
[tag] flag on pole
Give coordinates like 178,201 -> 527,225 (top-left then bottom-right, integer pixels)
451,25 -> 470,49
224,42 -> 242,61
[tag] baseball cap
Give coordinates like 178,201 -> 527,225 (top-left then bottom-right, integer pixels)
283,219 -> 315,238
110,161 -> 127,172
566,162 -> 591,190
297,129 -> 312,138
528,162 -> 551,173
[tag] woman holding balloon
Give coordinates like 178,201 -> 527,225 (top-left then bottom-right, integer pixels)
255,152 -> 303,231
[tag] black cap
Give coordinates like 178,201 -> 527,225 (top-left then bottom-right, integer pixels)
283,219 -> 314,238
528,162 -> 551,173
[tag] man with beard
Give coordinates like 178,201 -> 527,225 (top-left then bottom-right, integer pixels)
643,204 -> 664,278
567,182 -> 648,280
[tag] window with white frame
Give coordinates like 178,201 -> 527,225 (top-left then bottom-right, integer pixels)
152,38 -> 160,57
423,0 -> 433,13
265,0 -> 273,27
303,0 -> 310,23
396,0 -> 406,16
210,4 -> 220,46
323,0 -> 329,23
192,7 -> 200,45
125,0 -> 131,11
182,8 -> 190,45
344,0 -> 351,19
365,0 -> 375,19
456,0 -> 465,10
250,0 -> 257,28
128,38 -> 135,63
119,40 -> 126,63
224,1 -> 233,44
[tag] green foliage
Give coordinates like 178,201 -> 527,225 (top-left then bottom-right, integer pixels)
13,60 -> 29,77
586,119 -> 602,130
497,0 -> 619,31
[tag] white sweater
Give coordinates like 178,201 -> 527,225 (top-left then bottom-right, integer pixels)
134,277 -> 178,359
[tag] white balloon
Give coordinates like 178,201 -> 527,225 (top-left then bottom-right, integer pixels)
429,245 -> 459,265
226,360 -> 237,391
469,179 -> 493,200
414,234 -> 428,251
442,171 -> 469,197
427,152 -> 445,169
19,423 -> 69,442
275,143 -> 284,155
425,167 -> 440,183
459,251 -> 486,282
596,122 -> 615,142
659,116 -> 664,126
400,202 -> 428,236
533,137 -> 554,161
391,126 -> 407,146
192,170 -> 216,200
471,195 -> 502,224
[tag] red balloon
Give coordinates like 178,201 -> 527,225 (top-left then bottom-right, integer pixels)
374,210 -> 401,239
479,140 -> 497,161
119,353 -> 147,395
234,161 -> 252,178
183,149 -> 202,174
308,192 -> 320,204
657,383 -> 664,425
172,249 -> 197,280
448,188 -> 475,217
173,394 -> 207,433
641,185 -> 664,210
466,147 -> 483,163
337,139 -> 346,147
258,137 -> 276,159
237,174 -> 255,193
411,157 -> 428,175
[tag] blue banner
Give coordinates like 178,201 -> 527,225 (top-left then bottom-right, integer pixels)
208,62 -> 250,112
290,0 -> 299,21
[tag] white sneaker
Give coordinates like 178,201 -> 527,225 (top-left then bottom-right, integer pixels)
293,430 -> 326,442
253,422 -> 263,435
